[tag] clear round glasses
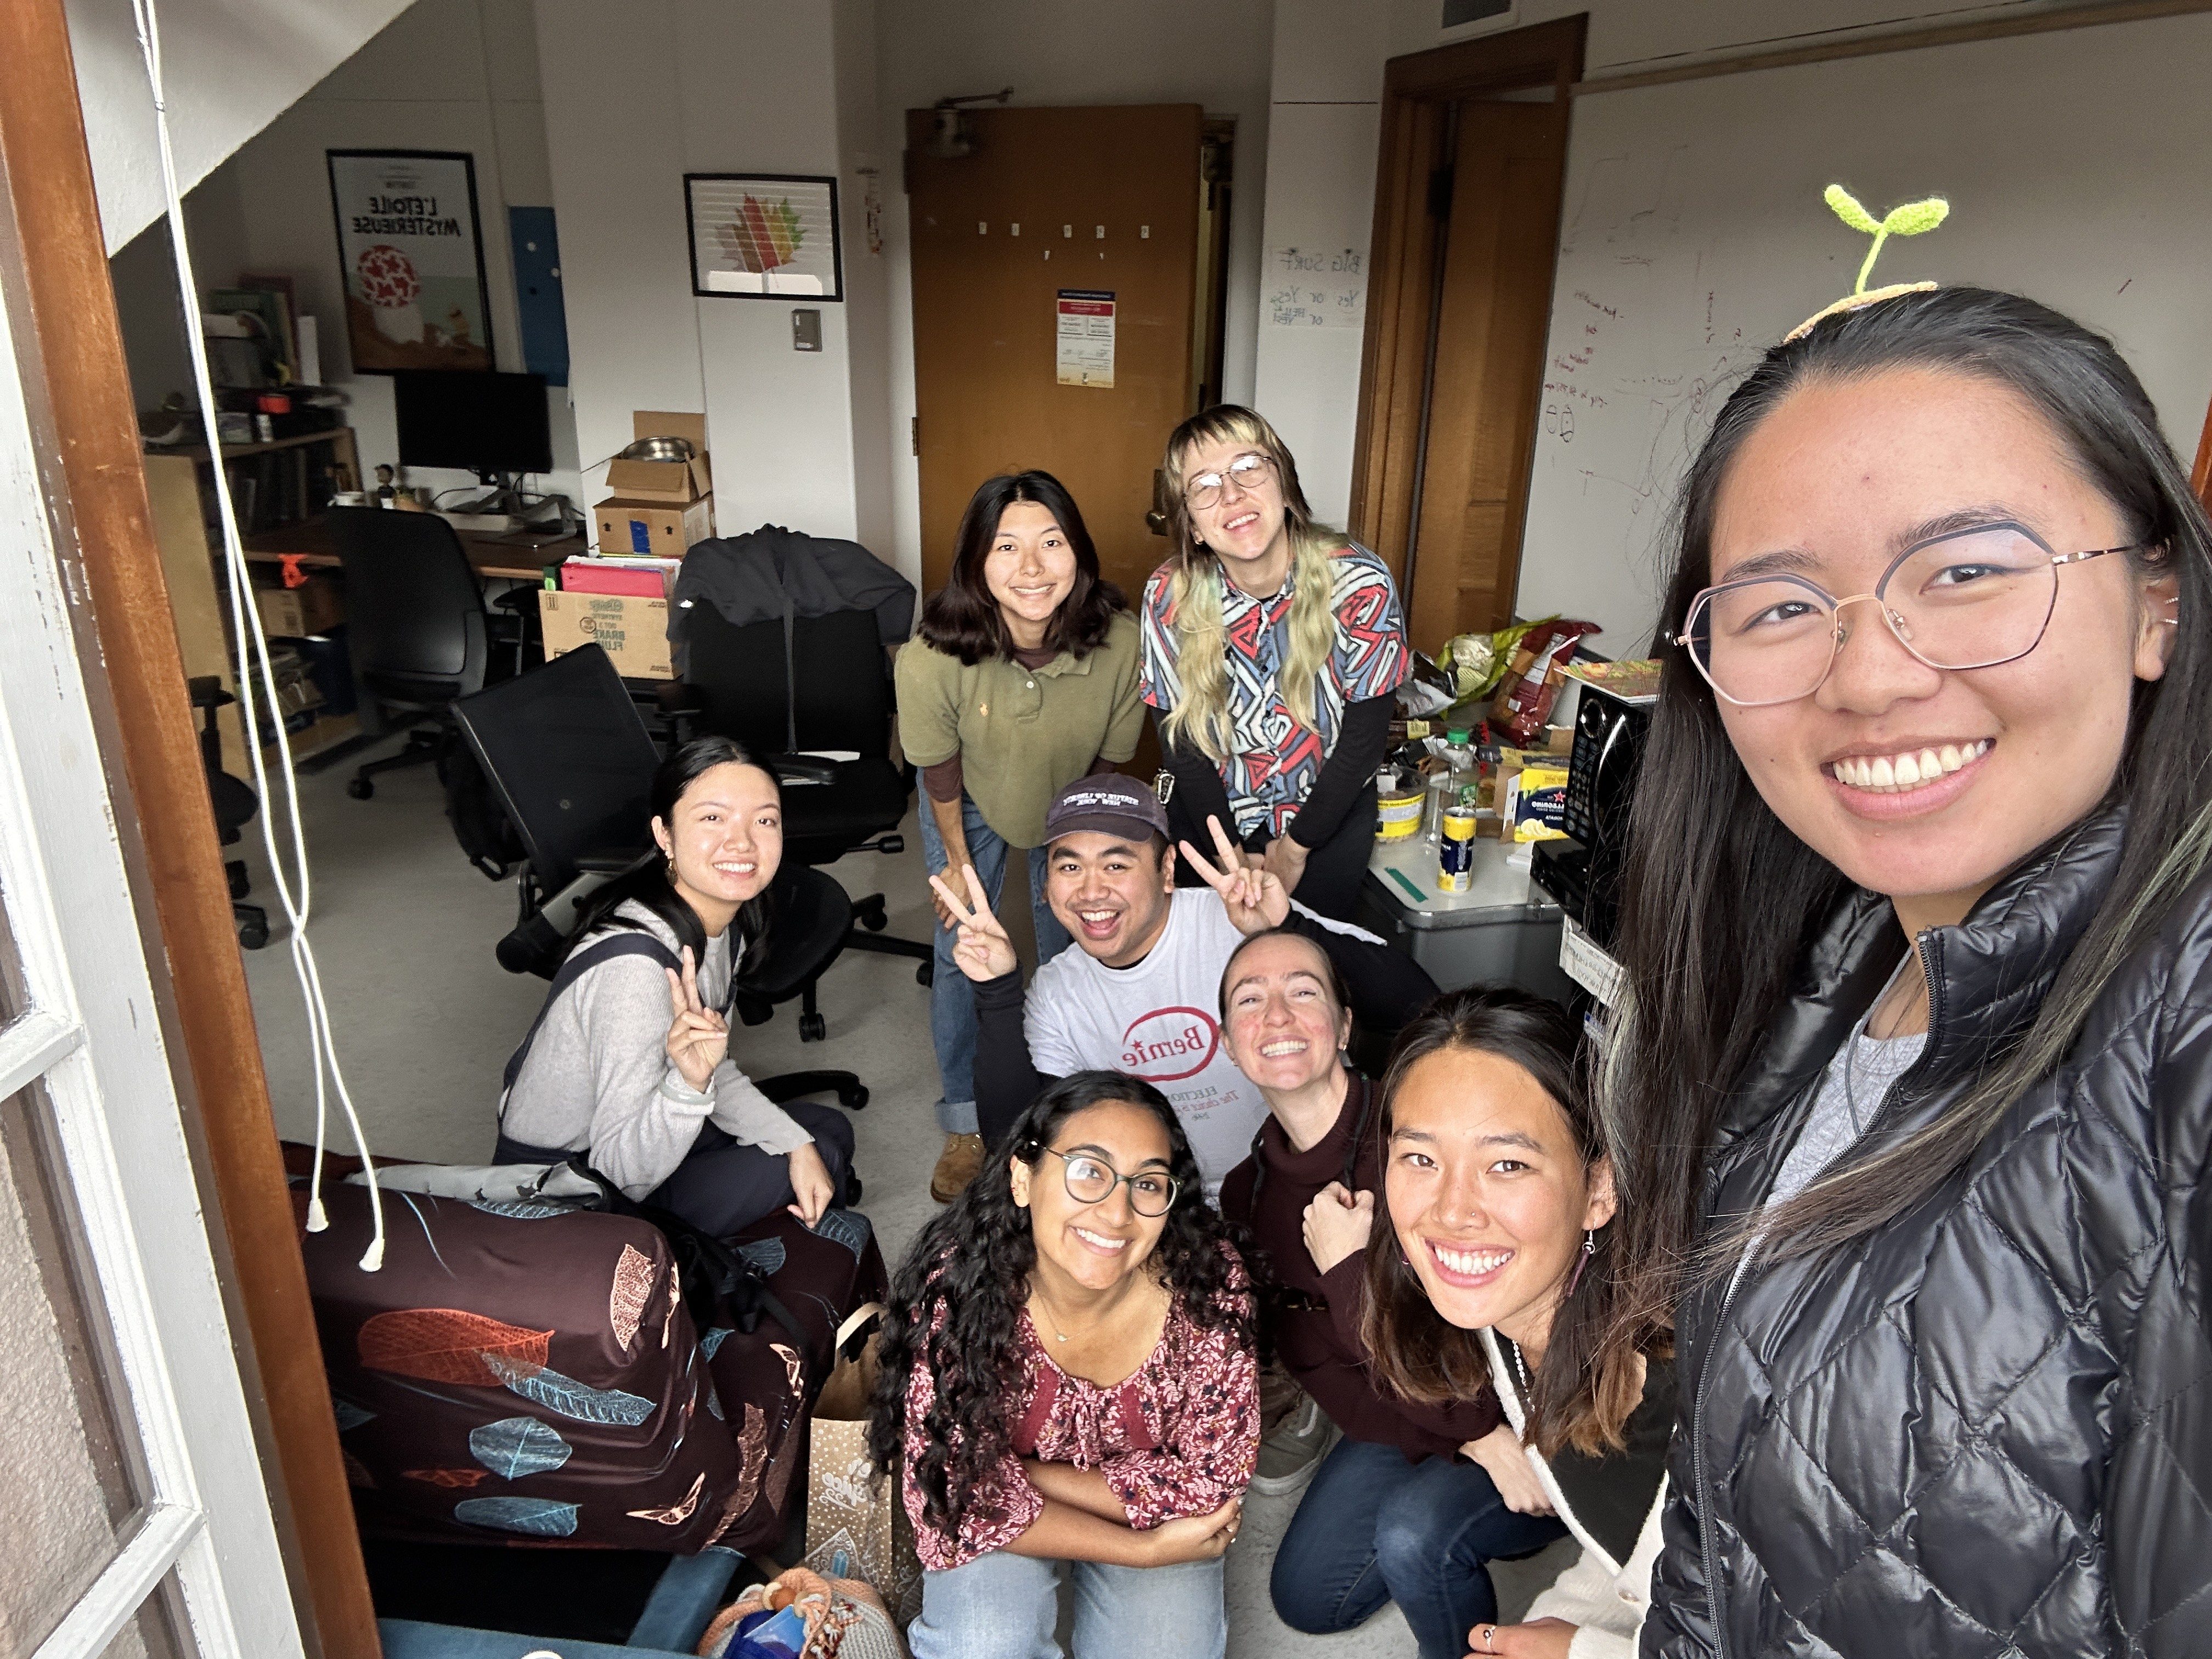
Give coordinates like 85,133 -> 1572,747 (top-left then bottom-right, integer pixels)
1037,1147 -> 1181,1217
1674,520 -> 2142,707
1184,450 -> 1276,512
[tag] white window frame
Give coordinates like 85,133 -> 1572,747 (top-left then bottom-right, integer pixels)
0,240 -> 303,1657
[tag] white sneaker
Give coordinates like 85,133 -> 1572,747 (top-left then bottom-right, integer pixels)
1251,1396 -> 1336,1497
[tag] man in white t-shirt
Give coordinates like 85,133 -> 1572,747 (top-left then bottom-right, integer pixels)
933,775 -> 1436,1195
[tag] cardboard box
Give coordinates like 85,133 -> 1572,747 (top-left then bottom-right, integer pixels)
540,590 -> 674,680
602,410 -> 712,504
594,493 -> 715,557
254,574 -> 345,637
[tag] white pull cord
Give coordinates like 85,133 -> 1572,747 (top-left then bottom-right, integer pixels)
130,0 -> 384,1271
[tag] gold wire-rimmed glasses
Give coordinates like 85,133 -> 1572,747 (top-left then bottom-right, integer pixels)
1671,520 -> 2143,707
1184,451 -> 1276,512
1035,1146 -> 1181,1217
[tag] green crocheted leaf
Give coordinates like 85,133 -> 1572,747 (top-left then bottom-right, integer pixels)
1882,197 -> 1950,237
1824,185 -> 1881,234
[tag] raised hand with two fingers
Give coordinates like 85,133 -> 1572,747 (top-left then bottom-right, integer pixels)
925,864 -> 1020,982
663,946 -> 729,1093
1178,815 -> 1290,936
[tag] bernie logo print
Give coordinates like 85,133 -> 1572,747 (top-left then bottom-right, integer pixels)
1119,1006 -> 1221,1082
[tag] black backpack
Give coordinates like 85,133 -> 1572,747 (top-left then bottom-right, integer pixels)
438,741 -> 528,880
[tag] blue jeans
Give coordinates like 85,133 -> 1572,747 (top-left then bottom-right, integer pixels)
1270,1436 -> 1567,1659
918,792 -> 1071,1134
909,1544 -> 1226,1659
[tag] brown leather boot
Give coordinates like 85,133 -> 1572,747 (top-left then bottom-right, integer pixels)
929,1132 -> 985,1203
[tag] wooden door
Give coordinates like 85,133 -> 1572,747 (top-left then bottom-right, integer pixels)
907,105 -> 1203,607
1404,98 -> 1570,651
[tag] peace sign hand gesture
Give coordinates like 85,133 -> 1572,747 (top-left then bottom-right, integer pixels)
1178,815 -> 1289,937
925,864 -> 1020,983
663,946 -> 730,1093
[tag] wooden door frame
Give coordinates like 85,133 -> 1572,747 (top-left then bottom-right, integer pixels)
0,4 -> 376,1656
1348,14 -> 1587,604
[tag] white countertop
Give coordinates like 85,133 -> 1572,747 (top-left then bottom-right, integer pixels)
1363,830 -> 1561,927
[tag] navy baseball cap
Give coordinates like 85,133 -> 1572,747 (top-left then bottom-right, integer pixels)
1044,775 -> 1171,847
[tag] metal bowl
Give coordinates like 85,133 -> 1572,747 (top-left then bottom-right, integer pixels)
617,435 -> 697,463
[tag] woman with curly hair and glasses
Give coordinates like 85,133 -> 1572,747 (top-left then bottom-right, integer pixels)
868,1071 -> 1259,1658
1140,406 -> 1409,921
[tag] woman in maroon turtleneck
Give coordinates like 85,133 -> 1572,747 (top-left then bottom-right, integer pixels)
1214,932 -> 1565,1659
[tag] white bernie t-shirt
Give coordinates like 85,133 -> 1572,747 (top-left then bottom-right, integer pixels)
1023,888 -> 1381,1195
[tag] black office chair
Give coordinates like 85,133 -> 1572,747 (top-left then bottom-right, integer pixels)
189,677 -> 269,950
672,603 -> 935,987
326,507 -> 498,800
455,645 -> 867,1107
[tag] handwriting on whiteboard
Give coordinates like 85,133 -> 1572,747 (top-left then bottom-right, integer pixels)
1266,246 -> 1365,328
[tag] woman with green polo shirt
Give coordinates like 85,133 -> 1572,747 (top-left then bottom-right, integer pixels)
895,470 -> 1146,1201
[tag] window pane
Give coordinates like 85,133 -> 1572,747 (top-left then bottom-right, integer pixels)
0,886 -> 26,1028
100,1575 -> 188,1659
0,1080 -> 150,1652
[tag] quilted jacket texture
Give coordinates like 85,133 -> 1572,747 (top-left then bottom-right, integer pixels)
1644,806 -> 2212,1658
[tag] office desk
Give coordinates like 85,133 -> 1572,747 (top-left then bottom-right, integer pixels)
1356,831 -> 1577,1002
242,515 -> 583,581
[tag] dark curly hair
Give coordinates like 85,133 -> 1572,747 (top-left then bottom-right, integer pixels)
866,1071 -> 1255,1538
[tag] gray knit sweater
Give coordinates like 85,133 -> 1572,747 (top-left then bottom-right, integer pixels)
498,900 -> 812,1197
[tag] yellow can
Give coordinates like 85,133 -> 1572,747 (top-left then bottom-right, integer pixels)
1438,809 -> 1479,893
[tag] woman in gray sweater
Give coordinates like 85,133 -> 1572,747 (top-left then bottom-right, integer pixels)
496,736 -> 851,1234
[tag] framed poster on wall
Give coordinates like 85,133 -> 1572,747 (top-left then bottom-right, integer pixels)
685,173 -> 843,300
326,149 -> 495,372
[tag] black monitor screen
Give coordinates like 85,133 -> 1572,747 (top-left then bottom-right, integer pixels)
393,371 -> 554,475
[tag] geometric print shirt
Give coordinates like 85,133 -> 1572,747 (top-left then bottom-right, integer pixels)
1138,543 -> 1409,838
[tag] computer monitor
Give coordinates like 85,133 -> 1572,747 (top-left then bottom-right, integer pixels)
393,371 -> 554,478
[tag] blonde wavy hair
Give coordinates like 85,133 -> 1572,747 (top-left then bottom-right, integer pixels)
1158,406 -> 1346,764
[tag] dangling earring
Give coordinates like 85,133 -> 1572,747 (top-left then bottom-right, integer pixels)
1564,1228 -> 1596,1297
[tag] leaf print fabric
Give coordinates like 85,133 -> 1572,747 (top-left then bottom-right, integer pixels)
628,1471 -> 707,1525
610,1242 -> 654,1352
480,1351 -> 655,1426
403,1468 -> 487,1488
470,1415 -> 575,1479
454,1496 -> 580,1538
358,1308 -> 551,1385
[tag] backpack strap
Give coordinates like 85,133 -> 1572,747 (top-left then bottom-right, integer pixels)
500,932 -> 683,1099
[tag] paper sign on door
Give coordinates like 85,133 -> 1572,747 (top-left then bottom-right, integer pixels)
1056,289 -> 1115,388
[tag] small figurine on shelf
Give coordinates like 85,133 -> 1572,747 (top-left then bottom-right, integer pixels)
373,464 -> 397,507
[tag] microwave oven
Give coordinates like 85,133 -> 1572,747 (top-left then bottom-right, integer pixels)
1530,680 -> 1650,948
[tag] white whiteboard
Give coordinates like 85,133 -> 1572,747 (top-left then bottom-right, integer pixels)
1516,11 -> 2212,655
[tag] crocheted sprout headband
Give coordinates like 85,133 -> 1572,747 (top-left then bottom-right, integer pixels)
1784,184 -> 1951,342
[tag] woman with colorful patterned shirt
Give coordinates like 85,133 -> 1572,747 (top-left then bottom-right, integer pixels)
1141,405 -> 1409,921
868,1071 -> 1259,1658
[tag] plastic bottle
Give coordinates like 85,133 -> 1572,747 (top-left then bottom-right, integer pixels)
1423,726 -> 1479,845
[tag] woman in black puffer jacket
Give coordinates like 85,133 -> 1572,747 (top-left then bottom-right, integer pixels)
1610,286 -> 2212,1658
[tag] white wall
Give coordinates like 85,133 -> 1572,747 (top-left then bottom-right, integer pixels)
115,0 -> 582,508
872,0 -> 1276,585
70,0 -> 416,252
535,0 -> 876,547
1248,0 -> 2188,634
1520,9 -> 2212,651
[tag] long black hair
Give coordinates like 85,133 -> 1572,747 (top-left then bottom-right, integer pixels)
567,736 -> 779,977
1359,988 -> 1655,1458
916,470 -> 1125,667
866,1072 -> 1255,1537
1609,287 -> 2212,1318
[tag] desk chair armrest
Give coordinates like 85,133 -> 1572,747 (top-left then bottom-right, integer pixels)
767,753 -> 839,787
188,675 -> 234,710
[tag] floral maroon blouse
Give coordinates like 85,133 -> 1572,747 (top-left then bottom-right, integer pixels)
899,1251 -> 1260,1571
